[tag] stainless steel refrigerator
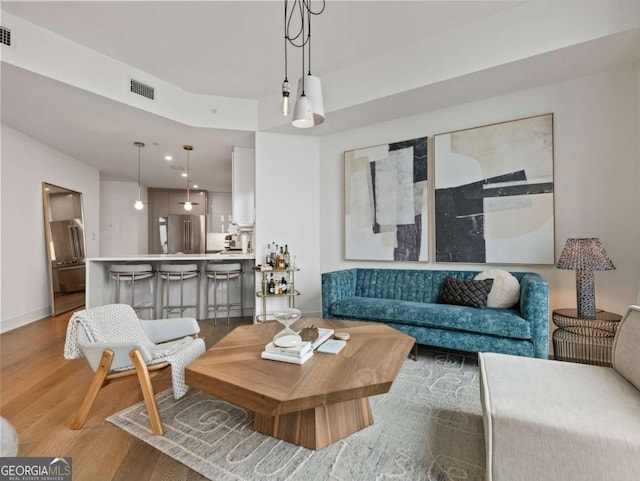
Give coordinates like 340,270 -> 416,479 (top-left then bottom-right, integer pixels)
151,215 -> 205,254
49,218 -> 85,293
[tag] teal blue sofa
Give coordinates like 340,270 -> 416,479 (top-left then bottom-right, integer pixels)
322,268 -> 549,359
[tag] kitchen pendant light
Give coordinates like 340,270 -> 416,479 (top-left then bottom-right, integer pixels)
282,0 -> 325,128
179,145 -> 198,212
134,141 -> 145,210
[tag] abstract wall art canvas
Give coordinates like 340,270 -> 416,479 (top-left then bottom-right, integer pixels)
434,114 -> 554,264
344,137 -> 428,261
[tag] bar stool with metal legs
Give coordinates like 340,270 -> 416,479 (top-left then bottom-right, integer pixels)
158,264 -> 200,318
110,264 -> 156,319
205,263 -> 244,325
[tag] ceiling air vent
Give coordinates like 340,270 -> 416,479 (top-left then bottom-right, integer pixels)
0,26 -> 12,47
130,78 -> 155,100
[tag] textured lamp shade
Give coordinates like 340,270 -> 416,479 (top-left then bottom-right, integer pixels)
557,238 -> 615,271
297,74 -> 325,125
557,238 -> 615,319
292,94 -> 314,128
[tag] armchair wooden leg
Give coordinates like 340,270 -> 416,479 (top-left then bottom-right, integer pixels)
71,349 -> 114,430
129,350 -> 164,436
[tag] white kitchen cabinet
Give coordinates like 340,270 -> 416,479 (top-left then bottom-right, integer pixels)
232,147 -> 255,226
208,192 -> 232,233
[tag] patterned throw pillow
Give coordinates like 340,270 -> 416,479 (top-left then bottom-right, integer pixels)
439,276 -> 494,309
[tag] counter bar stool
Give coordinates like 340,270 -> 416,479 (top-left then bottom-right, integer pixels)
205,263 -> 244,325
110,264 -> 156,319
158,264 -> 200,319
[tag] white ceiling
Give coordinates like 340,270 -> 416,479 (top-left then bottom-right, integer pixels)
0,1 -> 522,191
1,1 -> 519,99
1,1 -> 639,192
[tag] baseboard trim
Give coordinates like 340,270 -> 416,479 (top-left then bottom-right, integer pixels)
0,306 -> 51,334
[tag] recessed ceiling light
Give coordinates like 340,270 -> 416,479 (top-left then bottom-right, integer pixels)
181,173 -> 188,177
193,184 -> 199,188
165,155 -> 172,161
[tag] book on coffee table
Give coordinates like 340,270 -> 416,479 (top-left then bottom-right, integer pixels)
316,339 -> 347,355
261,327 -> 336,365
264,341 -> 313,357
261,349 -> 314,365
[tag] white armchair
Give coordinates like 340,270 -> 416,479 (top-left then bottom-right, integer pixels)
64,304 -> 205,435
479,305 -> 640,481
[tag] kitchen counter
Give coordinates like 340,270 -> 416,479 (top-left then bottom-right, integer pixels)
86,253 -> 255,318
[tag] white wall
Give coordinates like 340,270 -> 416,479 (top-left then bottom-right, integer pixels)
100,180 -> 148,256
1,125 -> 100,332
255,133 -> 321,317
320,66 -> 640,319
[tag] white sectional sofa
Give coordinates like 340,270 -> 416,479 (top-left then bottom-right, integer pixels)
479,305 -> 640,481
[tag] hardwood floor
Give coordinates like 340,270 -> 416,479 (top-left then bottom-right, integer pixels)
0,311 -> 254,481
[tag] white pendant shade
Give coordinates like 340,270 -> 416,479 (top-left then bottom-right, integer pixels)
292,94 -> 314,128
298,74 -> 325,125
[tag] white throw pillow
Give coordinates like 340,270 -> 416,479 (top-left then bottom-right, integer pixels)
474,270 -> 520,308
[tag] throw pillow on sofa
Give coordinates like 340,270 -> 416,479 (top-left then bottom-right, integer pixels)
439,276 -> 494,309
474,270 -> 520,308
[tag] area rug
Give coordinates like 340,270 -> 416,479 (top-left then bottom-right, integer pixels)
107,349 -> 485,481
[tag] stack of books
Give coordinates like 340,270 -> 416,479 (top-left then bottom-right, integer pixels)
261,341 -> 314,364
261,327 -> 335,365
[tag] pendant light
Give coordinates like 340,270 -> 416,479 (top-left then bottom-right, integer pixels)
283,0 -> 325,128
179,145 -> 199,212
299,3 -> 324,125
134,141 -> 145,210
281,1 -> 291,116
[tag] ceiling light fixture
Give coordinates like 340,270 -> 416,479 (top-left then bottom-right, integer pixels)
179,145 -> 199,212
134,141 -> 145,210
283,0 -> 326,128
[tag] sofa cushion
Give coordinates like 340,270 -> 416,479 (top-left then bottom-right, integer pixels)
475,269 -> 520,308
439,276 -> 494,309
329,297 -> 532,340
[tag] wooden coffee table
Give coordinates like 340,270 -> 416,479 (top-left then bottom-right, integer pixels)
185,318 -> 415,450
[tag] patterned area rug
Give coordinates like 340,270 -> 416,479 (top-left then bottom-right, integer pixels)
107,349 -> 485,481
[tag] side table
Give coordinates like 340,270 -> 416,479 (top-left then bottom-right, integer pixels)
552,308 -> 622,366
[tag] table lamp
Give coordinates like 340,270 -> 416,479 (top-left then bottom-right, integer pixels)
556,238 -> 615,319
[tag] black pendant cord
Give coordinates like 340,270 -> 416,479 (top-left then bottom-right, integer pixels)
301,10 -> 305,95
137,146 -> 141,191
186,150 -> 190,202
283,0 -> 288,82
285,0 -> 325,49
307,5 -> 312,75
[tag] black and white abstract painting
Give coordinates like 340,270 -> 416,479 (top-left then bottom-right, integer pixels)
434,114 -> 554,264
345,137 -> 428,261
